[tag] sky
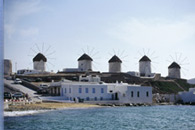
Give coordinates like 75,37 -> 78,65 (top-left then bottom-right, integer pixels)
4,0 -> 195,79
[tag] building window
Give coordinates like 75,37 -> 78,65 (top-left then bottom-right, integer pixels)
101,88 -> 104,93
86,97 -> 90,101
85,88 -> 89,93
131,91 -> 134,97
61,88 -> 63,96
69,88 -> 71,93
146,91 -> 149,97
79,88 -> 82,93
137,91 -> 140,97
64,88 -> 66,93
70,97 -> 72,100
100,97 -> 103,100
92,88 -> 95,93
94,97 -> 97,100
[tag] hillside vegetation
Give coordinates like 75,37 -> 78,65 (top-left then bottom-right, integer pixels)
148,79 -> 195,94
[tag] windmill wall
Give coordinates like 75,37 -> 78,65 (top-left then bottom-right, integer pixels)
78,60 -> 92,71
139,61 -> 151,77
109,62 -> 121,73
168,68 -> 181,79
33,60 -> 46,72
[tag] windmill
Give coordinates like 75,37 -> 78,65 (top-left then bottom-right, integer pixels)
167,52 -> 189,79
28,43 -> 56,72
107,49 -> 129,73
134,48 -> 158,77
77,46 -> 100,72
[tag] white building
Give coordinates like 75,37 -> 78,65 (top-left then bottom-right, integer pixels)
33,53 -> 47,72
178,88 -> 195,103
108,55 -> 122,73
78,53 -> 93,72
127,71 -> 140,77
49,76 -> 152,104
17,69 -> 41,75
139,55 -> 152,77
168,62 -> 181,79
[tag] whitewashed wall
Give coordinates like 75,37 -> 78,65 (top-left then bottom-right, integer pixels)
78,60 -> 92,71
109,62 -> 121,73
168,68 -> 180,79
33,60 -> 46,71
139,61 -> 151,77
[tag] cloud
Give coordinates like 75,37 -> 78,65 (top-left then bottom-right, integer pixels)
19,27 -> 39,37
107,16 -> 195,48
5,0 -> 42,23
4,24 -> 15,39
4,0 -> 42,39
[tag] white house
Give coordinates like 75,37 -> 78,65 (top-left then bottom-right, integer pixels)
49,76 -> 152,104
178,88 -> 195,103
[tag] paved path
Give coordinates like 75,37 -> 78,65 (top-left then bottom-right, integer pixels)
4,79 -> 38,98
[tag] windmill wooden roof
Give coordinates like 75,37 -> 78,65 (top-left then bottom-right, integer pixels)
33,53 -> 47,62
168,62 -> 181,69
109,55 -> 122,63
78,53 -> 93,61
139,55 -> 151,62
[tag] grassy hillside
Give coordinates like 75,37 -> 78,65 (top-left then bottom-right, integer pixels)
149,79 -> 195,94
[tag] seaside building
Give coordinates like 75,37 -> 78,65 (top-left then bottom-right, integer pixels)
49,75 -> 152,104
4,59 -> 12,76
139,55 -> 152,77
108,55 -> 122,73
168,62 -> 181,79
78,53 -> 93,72
33,53 -> 47,72
178,88 -> 195,103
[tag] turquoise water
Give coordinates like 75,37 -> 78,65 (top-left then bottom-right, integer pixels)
4,106 -> 195,130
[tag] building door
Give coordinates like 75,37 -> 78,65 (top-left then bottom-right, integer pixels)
115,93 -> 118,100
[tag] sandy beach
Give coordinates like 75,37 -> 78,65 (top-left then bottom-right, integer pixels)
4,102 -> 101,116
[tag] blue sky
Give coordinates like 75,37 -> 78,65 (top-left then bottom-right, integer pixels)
4,0 -> 195,79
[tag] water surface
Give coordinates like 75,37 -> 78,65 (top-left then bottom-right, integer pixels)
4,105 -> 195,130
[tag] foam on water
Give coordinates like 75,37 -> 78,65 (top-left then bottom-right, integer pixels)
4,110 -> 50,117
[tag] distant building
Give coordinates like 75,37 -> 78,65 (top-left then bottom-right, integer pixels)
33,53 -> 47,72
78,53 -> 93,72
127,71 -> 140,77
139,55 -> 152,77
108,55 -> 122,73
4,59 -> 12,76
17,69 -> 41,75
49,76 -> 152,104
178,88 -> 195,103
168,62 -> 181,79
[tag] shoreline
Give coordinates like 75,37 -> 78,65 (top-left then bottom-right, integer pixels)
4,102 -> 102,116
4,102 -> 194,117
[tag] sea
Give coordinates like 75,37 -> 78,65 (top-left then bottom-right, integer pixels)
4,105 -> 195,130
